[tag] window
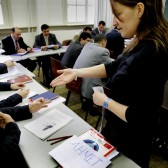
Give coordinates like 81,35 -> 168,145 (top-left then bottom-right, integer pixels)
67,0 -> 95,24
0,0 -> 4,25
0,0 -> 10,27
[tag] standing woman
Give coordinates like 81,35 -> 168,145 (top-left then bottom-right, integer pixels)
51,0 -> 168,167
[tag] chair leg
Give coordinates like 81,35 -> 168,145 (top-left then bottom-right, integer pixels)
65,90 -> 71,106
84,110 -> 89,121
95,115 -> 101,130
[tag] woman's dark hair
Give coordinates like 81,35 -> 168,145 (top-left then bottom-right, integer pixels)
110,0 -> 168,52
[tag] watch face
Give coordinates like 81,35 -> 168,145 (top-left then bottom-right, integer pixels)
103,101 -> 108,108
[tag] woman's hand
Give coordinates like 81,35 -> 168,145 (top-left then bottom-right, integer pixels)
29,98 -> 50,113
50,68 -> 77,87
10,82 -> 25,90
0,112 -> 15,129
92,91 -> 108,106
17,89 -> 29,98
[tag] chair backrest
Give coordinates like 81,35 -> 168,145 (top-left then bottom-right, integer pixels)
50,57 -> 64,78
66,78 -> 82,94
62,39 -> 72,46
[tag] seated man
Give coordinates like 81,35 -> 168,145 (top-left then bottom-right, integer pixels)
105,28 -> 124,59
92,21 -> 106,37
33,24 -> 61,88
71,26 -> 93,43
61,32 -> 92,68
74,34 -> 112,113
2,27 -> 36,72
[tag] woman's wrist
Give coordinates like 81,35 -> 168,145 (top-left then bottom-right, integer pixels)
73,69 -> 78,81
102,97 -> 112,109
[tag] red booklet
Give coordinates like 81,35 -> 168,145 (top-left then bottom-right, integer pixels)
79,129 -> 117,157
7,74 -> 32,83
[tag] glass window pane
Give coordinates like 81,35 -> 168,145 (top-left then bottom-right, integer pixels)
88,0 -> 95,5
77,0 -> 85,5
77,6 -> 85,22
68,6 -> 76,22
67,0 -> 76,5
0,4 -> 3,25
87,6 -> 94,23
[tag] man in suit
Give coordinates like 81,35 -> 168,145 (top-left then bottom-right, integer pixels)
33,24 -> 61,88
61,32 -> 92,68
2,27 -> 36,72
92,21 -> 106,37
74,34 -> 112,112
0,97 -> 49,167
71,26 -> 93,43
105,28 -> 124,59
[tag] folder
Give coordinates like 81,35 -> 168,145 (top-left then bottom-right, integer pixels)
7,74 -> 32,83
30,91 -> 59,101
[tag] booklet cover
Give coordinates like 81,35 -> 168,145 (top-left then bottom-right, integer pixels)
7,74 -> 32,83
24,109 -> 73,140
12,51 -> 29,56
49,135 -> 111,168
30,91 -> 59,101
79,129 -> 117,158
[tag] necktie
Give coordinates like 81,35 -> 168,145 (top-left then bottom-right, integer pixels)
15,40 -> 20,50
45,37 -> 48,46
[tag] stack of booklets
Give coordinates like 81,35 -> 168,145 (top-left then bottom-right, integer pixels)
49,129 -> 119,168
24,109 -> 73,140
7,74 -> 32,83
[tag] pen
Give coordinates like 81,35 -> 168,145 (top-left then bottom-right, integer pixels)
47,135 -> 72,141
47,135 -> 73,145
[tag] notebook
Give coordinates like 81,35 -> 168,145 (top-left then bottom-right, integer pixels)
7,74 -> 32,83
29,91 -> 59,101
24,109 -> 73,140
12,51 -> 28,56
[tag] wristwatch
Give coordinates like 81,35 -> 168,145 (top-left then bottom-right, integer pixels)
102,98 -> 112,109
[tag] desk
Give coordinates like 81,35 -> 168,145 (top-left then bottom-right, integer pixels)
0,77 -> 139,168
0,63 -> 35,81
13,81 -> 139,168
18,103 -> 139,168
9,48 -> 66,62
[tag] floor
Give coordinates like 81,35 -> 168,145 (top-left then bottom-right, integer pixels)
33,68 -> 168,168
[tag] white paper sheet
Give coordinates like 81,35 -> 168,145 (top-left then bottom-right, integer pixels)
49,135 -> 111,168
24,109 -> 73,140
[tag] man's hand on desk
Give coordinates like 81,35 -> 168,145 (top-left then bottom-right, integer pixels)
53,45 -> 59,50
17,89 -> 29,98
17,48 -> 26,53
4,60 -> 16,68
10,82 -> 25,90
27,47 -> 33,53
0,112 -> 15,129
41,46 -> 48,51
29,98 -> 51,113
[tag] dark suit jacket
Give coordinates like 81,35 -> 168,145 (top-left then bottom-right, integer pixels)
0,122 -> 30,167
105,29 -> 124,59
2,35 -> 29,55
0,82 -> 11,91
61,41 -> 83,68
0,63 -> 8,74
33,33 -> 61,48
92,27 -> 106,36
